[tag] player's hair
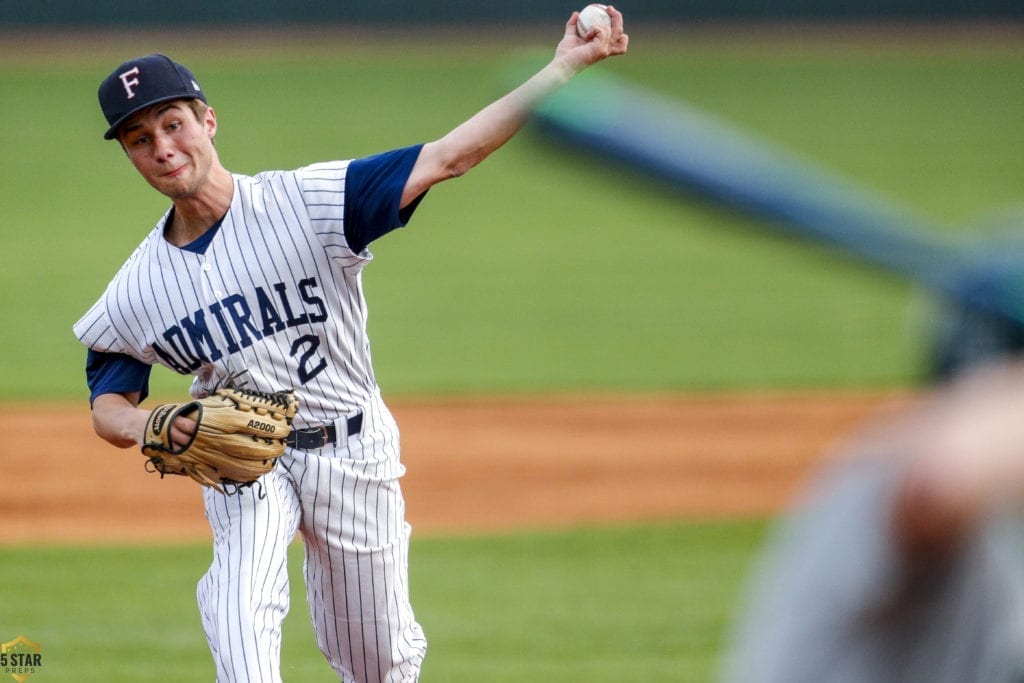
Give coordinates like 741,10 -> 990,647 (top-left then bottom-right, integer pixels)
186,98 -> 209,121
187,99 -> 215,144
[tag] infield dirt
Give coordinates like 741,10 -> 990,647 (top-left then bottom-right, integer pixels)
1,392 -> 910,544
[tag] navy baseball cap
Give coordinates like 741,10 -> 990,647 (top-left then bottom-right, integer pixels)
98,54 -> 206,140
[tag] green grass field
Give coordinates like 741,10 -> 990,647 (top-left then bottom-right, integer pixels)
0,521 -> 766,681
2,25 -> 1022,682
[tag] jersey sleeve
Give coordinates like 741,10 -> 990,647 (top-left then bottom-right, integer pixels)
73,297 -> 128,353
74,281 -> 154,404
298,144 -> 426,258
85,350 -> 152,405
72,229 -> 163,358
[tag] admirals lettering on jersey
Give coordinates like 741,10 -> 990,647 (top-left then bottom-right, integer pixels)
151,277 -> 328,376
75,161 -> 387,426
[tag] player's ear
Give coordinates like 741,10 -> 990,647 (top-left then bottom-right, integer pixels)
204,106 -> 218,140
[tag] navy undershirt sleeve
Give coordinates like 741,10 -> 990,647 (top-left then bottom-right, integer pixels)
85,349 -> 152,406
344,144 -> 427,254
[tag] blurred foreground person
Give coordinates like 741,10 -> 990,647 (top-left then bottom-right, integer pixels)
720,360 -> 1024,683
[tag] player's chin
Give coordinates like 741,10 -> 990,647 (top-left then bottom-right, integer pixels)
149,173 -> 195,199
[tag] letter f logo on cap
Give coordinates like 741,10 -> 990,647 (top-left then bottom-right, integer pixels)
119,67 -> 141,99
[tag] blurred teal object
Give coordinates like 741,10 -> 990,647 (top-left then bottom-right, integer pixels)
531,69 -> 1024,378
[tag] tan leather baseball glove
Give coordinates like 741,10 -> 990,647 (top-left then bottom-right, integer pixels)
141,387 -> 299,493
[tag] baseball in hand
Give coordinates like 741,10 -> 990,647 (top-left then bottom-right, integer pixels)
576,4 -> 611,39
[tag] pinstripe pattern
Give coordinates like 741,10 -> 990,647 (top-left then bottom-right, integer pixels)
196,391 -> 424,682
198,469 -> 301,682
290,390 -> 426,682
75,161 -> 427,681
74,164 -> 380,426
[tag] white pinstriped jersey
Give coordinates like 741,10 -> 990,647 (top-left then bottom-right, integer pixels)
74,161 -> 382,430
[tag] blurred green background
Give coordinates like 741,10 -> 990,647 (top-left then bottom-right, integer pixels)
2,21 -> 1023,682
4,29 -> 1023,401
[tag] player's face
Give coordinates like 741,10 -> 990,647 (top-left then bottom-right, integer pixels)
119,101 -> 219,200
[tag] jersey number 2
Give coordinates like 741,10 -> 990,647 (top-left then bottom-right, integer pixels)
291,335 -> 328,384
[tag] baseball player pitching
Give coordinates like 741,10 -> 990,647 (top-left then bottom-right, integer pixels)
73,8 -> 627,683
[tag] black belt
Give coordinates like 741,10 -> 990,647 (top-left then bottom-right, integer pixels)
286,413 -> 363,450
